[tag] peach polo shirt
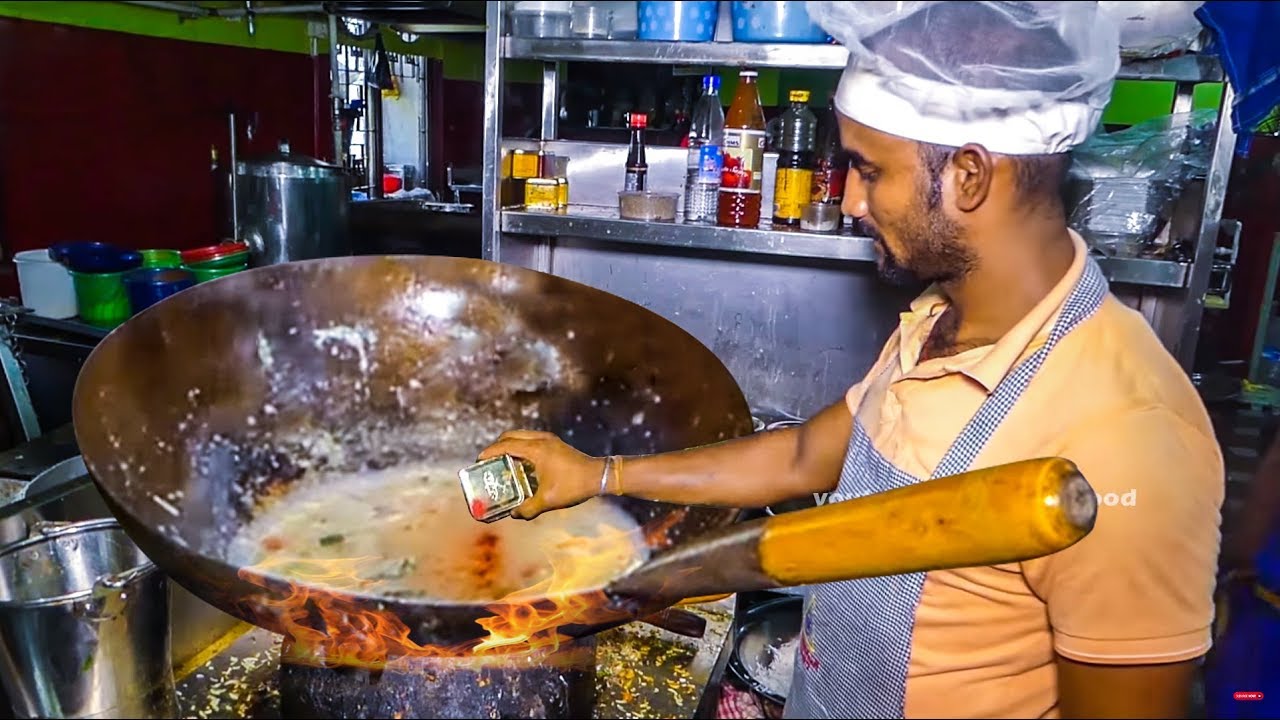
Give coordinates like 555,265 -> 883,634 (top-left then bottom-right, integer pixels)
843,231 -> 1224,718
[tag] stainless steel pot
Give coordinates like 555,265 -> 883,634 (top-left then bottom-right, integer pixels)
236,140 -> 351,267
0,519 -> 174,719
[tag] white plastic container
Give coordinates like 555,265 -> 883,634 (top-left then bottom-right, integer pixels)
14,249 -> 77,319
514,0 -> 572,10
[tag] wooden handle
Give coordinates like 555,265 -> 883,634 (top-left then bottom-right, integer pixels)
758,457 -> 1096,585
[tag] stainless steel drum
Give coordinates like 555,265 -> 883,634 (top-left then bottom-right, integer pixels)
237,140 -> 351,267
0,519 -> 174,719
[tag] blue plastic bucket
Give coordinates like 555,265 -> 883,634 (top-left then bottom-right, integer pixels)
638,1 -> 720,42
48,242 -> 143,274
123,267 -> 196,315
730,1 -> 829,43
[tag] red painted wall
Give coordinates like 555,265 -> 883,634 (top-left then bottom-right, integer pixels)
438,78 -> 544,184
0,18 -> 327,295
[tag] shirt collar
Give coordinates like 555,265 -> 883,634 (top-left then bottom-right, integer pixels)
895,230 -> 1090,392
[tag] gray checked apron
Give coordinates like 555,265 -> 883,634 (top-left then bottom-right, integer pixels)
783,257 -> 1109,719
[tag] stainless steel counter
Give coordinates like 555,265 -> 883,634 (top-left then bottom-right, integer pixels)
174,598 -> 737,720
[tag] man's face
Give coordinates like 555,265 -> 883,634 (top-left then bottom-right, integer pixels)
838,116 -> 974,286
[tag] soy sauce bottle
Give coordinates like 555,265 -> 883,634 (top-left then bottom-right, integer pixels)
624,112 -> 648,192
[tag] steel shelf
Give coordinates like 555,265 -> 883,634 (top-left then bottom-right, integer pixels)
503,37 -> 850,69
501,207 -> 1191,287
1095,256 -> 1191,288
1117,54 -> 1224,83
502,206 -> 879,261
503,38 -> 1223,82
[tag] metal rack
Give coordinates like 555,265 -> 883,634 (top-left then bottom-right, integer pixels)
502,37 -> 1228,82
480,7 -> 1237,412
501,207 -> 1195,288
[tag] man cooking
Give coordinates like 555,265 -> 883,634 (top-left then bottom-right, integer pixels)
478,2 -> 1224,718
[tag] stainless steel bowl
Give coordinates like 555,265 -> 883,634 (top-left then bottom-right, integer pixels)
510,10 -> 572,38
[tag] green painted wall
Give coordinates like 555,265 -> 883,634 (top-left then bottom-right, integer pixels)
715,67 -> 1222,128
438,40 -> 543,84
0,2 -> 1228,122
1102,79 -> 1225,125
0,1 -> 542,83
0,1 -> 320,53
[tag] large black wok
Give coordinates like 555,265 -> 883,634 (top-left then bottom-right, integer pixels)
72,256 -> 752,648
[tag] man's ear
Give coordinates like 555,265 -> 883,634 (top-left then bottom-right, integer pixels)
951,143 -> 994,213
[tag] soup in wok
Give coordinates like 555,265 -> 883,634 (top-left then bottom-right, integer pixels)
226,460 -> 650,603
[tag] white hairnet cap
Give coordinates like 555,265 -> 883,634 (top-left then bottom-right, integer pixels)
807,1 -> 1122,155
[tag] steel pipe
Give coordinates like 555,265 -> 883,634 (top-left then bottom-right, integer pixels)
228,112 -> 240,241
120,1 -> 211,17
216,3 -> 325,17
329,12 -> 345,167
120,1 -> 325,18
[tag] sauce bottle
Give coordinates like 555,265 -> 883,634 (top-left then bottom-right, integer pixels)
811,94 -> 849,207
718,70 -> 766,229
773,89 -> 817,227
624,112 -> 648,192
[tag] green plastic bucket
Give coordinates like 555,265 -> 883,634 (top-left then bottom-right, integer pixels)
71,271 -> 132,328
139,249 -> 183,269
188,263 -> 247,283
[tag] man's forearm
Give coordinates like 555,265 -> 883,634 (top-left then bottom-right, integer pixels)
1056,656 -> 1196,719
607,400 -> 852,508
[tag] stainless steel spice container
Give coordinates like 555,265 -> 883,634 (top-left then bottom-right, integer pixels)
458,454 -> 539,523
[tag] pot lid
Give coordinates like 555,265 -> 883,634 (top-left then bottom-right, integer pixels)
237,140 -> 343,178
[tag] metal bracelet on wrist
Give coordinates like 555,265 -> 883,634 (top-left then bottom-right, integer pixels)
599,455 -> 615,496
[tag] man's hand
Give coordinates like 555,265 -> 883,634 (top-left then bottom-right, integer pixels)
1056,655 -> 1199,719
477,430 -> 603,520
477,398 -> 853,516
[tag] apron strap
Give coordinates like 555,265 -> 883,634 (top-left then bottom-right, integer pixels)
932,258 -> 1109,478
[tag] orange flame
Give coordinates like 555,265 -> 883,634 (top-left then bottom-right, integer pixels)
236,513 -> 678,670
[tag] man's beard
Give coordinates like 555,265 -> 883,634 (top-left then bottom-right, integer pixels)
859,209 -> 973,287
867,228 -> 919,287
